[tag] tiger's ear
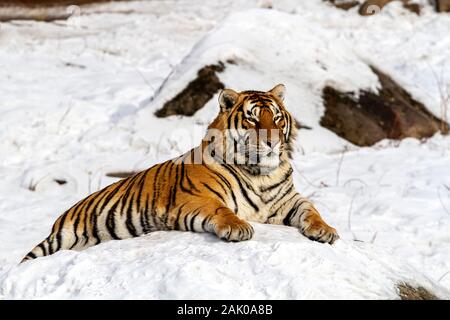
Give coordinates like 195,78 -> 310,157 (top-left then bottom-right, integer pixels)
269,84 -> 285,101
218,89 -> 239,113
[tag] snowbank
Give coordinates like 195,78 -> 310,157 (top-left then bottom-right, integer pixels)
1,223 -> 448,299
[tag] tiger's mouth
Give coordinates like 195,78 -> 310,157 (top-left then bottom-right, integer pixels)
237,143 -> 282,172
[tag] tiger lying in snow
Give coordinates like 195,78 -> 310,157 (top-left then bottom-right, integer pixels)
22,84 -> 339,262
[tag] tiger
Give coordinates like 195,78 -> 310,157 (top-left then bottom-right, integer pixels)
22,84 -> 339,263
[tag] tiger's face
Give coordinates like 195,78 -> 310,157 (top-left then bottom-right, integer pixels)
207,84 -> 296,175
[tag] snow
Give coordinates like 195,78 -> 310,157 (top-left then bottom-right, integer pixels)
0,0 -> 449,299
0,223 -> 447,299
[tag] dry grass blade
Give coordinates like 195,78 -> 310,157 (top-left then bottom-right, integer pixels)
438,271 -> 450,283
335,147 -> 347,186
437,186 -> 450,216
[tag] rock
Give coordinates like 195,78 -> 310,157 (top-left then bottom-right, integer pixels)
320,65 -> 448,146
155,62 -> 225,118
434,0 -> 450,12
397,282 -> 439,300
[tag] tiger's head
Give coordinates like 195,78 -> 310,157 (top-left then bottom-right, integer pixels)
205,84 -> 297,175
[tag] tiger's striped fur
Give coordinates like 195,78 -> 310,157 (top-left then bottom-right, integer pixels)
22,84 -> 339,262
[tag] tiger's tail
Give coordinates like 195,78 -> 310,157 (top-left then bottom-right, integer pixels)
21,236 -> 53,263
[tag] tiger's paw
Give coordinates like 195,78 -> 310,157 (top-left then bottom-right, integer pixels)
215,220 -> 254,242
300,220 -> 339,245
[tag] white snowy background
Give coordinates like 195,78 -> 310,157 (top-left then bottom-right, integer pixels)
0,0 -> 449,299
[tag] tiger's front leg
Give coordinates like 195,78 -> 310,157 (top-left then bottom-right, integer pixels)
174,201 -> 254,242
272,194 -> 339,244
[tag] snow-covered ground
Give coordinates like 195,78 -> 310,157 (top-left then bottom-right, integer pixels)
0,0 -> 449,299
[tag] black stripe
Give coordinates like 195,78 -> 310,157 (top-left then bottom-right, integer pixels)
54,211 -> 70,252
262,180 -> 294,205
207,175 -> 229,198
38,242 -> 47,256
97,177 -> 130,214
179,162 -> 195,195
81,193 -> 102,245
89,190 -> 112,245
161,162 -> 175,225
137,171 -> 151,234
283,206 -> 297,226
234,112 -> 240,129
165,163 -> 178,219
48,235 -> 55,255
173,203 -> 186,231
260,167 -> 293,192
185,170 -> 200,193
69,214 -> 80,249
202,212 -> 216,233
135,170 -> 149,217
202,182 -> 226,203
227,112 -> 234,130
189,211 -> 201,231
27,252 -> 37,259
172,164 -> 180,205
68,203 -> 86,249
141,192 -> 151,233
282,199 -> 306,226
163,186 -> 174,226
125,193 -> 138,237
140,208 -> 149,233
222,164 -> 259,212
113,174 -> 140,238
106,200 -> 121,240
118,172 -> 141,223
226,163 -> 258,194
69,195 -> 96,249
183,207 -> 199,232
183,211 -> 190,231
206,168 -> 238,213
269,183 -> 294,211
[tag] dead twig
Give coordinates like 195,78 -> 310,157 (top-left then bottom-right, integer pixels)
343,178 -> 368,188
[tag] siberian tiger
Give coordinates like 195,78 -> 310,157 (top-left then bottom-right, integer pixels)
22,84 -> 339,262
